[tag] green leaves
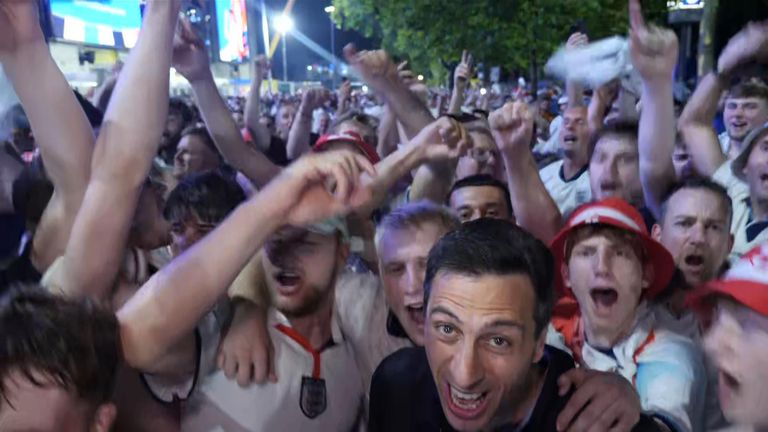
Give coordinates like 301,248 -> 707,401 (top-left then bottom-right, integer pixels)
333,0 -> 668,82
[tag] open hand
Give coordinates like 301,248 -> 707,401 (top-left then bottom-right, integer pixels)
301,87 -> 332,112
217,301 -> 276,386
566,32 -> 589,50
556,368 -> 642,432
628,0 -> 679,82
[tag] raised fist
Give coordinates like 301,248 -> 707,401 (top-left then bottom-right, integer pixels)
301,87 -> 332,111
489,102 -> 534,152
411,117 -> 472,162
343,44 -> 398,89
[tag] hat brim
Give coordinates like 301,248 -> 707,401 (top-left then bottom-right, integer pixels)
687,279 -> 768,317
550,224 -> 676,300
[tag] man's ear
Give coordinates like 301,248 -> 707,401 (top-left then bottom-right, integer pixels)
91,402 -> 117,432
651,223 -> 662,242
642,260 -> 655,290
561,263 -> 571,289
533,327 -> 547,364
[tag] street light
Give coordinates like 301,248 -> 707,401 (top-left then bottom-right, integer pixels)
273,14 -> 294,82
325,5 -> 337,89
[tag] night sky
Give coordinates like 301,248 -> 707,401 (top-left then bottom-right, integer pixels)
257,0 -> 376,81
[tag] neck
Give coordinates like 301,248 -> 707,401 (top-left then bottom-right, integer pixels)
584,310 -> 638,350
489,364 -> 545,430
285,293 -> 335,349
727,138 -> 743,160
753,197 -> 768,222
562,154 -> 588,180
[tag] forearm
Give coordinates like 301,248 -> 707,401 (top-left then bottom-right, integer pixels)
359,143 -> 427,215
376,105 -> 399,158
566,80 -> 584,108
409,161 -> 456,204
502,150 -> 562,243
191,76 -> 280,187
448,85 -> 465,115
587,93 -> 609,137
286,105 -> 313,160
244,73 -> 272,151
2,40 -> 93,206
118,179 -> 289,369
376,80 -> 434,139
91,76 -> 117,113
639,80 -> 676,219
337,95 -> 350,116
60,1 -> 177,301
677,73 -> 727,175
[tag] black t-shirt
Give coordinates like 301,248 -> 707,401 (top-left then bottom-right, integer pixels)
369,345 -> 664,432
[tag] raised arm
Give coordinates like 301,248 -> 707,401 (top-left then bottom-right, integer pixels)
336,80 -> 352,116
565,33 -> 588,109
448,50 -> 474,115
678,20 -> 768,177
244,55 -> 273,152
172,20 -> 280,188
286,88 -> 331,160
117,150 -> 375,370
630,0 -> 679,219
0,0 -> 95,271
490,102 -> 562,243
344,44 -> 434,139
376,103 -> 399,158
58,0 -> 180,300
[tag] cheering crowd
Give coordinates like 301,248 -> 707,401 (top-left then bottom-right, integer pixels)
1,0 -> 768,431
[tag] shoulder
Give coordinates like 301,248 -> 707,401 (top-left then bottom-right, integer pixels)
640,327 -> 705,377
373,346 -> 429,388
539,159 -> 563,177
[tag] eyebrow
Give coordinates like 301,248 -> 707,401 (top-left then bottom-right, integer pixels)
430,306 -> 462,323
485,319 -> 525,333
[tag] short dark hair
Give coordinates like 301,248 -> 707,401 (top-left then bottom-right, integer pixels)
424,219 -> 554,336
12,159 -> 53,226
727,81 -> 768,102
169,97 -> 194,125
447,174 -> 514,217
0,286 -> 119,408
589,120 -> 639,160
659,178 -> 733,226
163,171 -> 245,225
180,124 -> 222,161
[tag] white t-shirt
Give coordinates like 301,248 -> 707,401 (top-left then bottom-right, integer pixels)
539,159 -> 592,219
719,132 -> 731,156
179,308 -> 364,432
334,271 -> 413,398
548,304 -> 707,432
712,161 -> 768,261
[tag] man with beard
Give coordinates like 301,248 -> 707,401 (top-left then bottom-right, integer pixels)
688,243 -> 768,432
370,219 -> 665,432
158,98 -> 194,164
549,198 -> 706,432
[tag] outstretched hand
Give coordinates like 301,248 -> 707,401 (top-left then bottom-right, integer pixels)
489,102 -> 534,153
628,0 -> 679,82
172,17 -> 211,82
278,150 -> 376,227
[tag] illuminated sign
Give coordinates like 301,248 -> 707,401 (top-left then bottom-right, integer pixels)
215,0 -> 250,63
667,0 -> 704,10
50,0 -> 142,49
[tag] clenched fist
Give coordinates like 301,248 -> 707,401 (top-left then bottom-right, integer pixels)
343,44 -> 399,90
489,102 -> 534,152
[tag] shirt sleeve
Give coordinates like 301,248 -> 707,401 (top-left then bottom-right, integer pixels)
635,334 -> 706,432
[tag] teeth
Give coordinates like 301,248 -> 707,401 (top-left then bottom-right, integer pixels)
450,385 -> 483,402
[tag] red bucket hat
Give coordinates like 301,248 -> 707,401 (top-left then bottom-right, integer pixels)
313,130 -> 380,164
687,243 -> 768,317
549,198 -> 675,299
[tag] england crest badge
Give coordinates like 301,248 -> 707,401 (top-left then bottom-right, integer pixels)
300,376 -> 327,418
